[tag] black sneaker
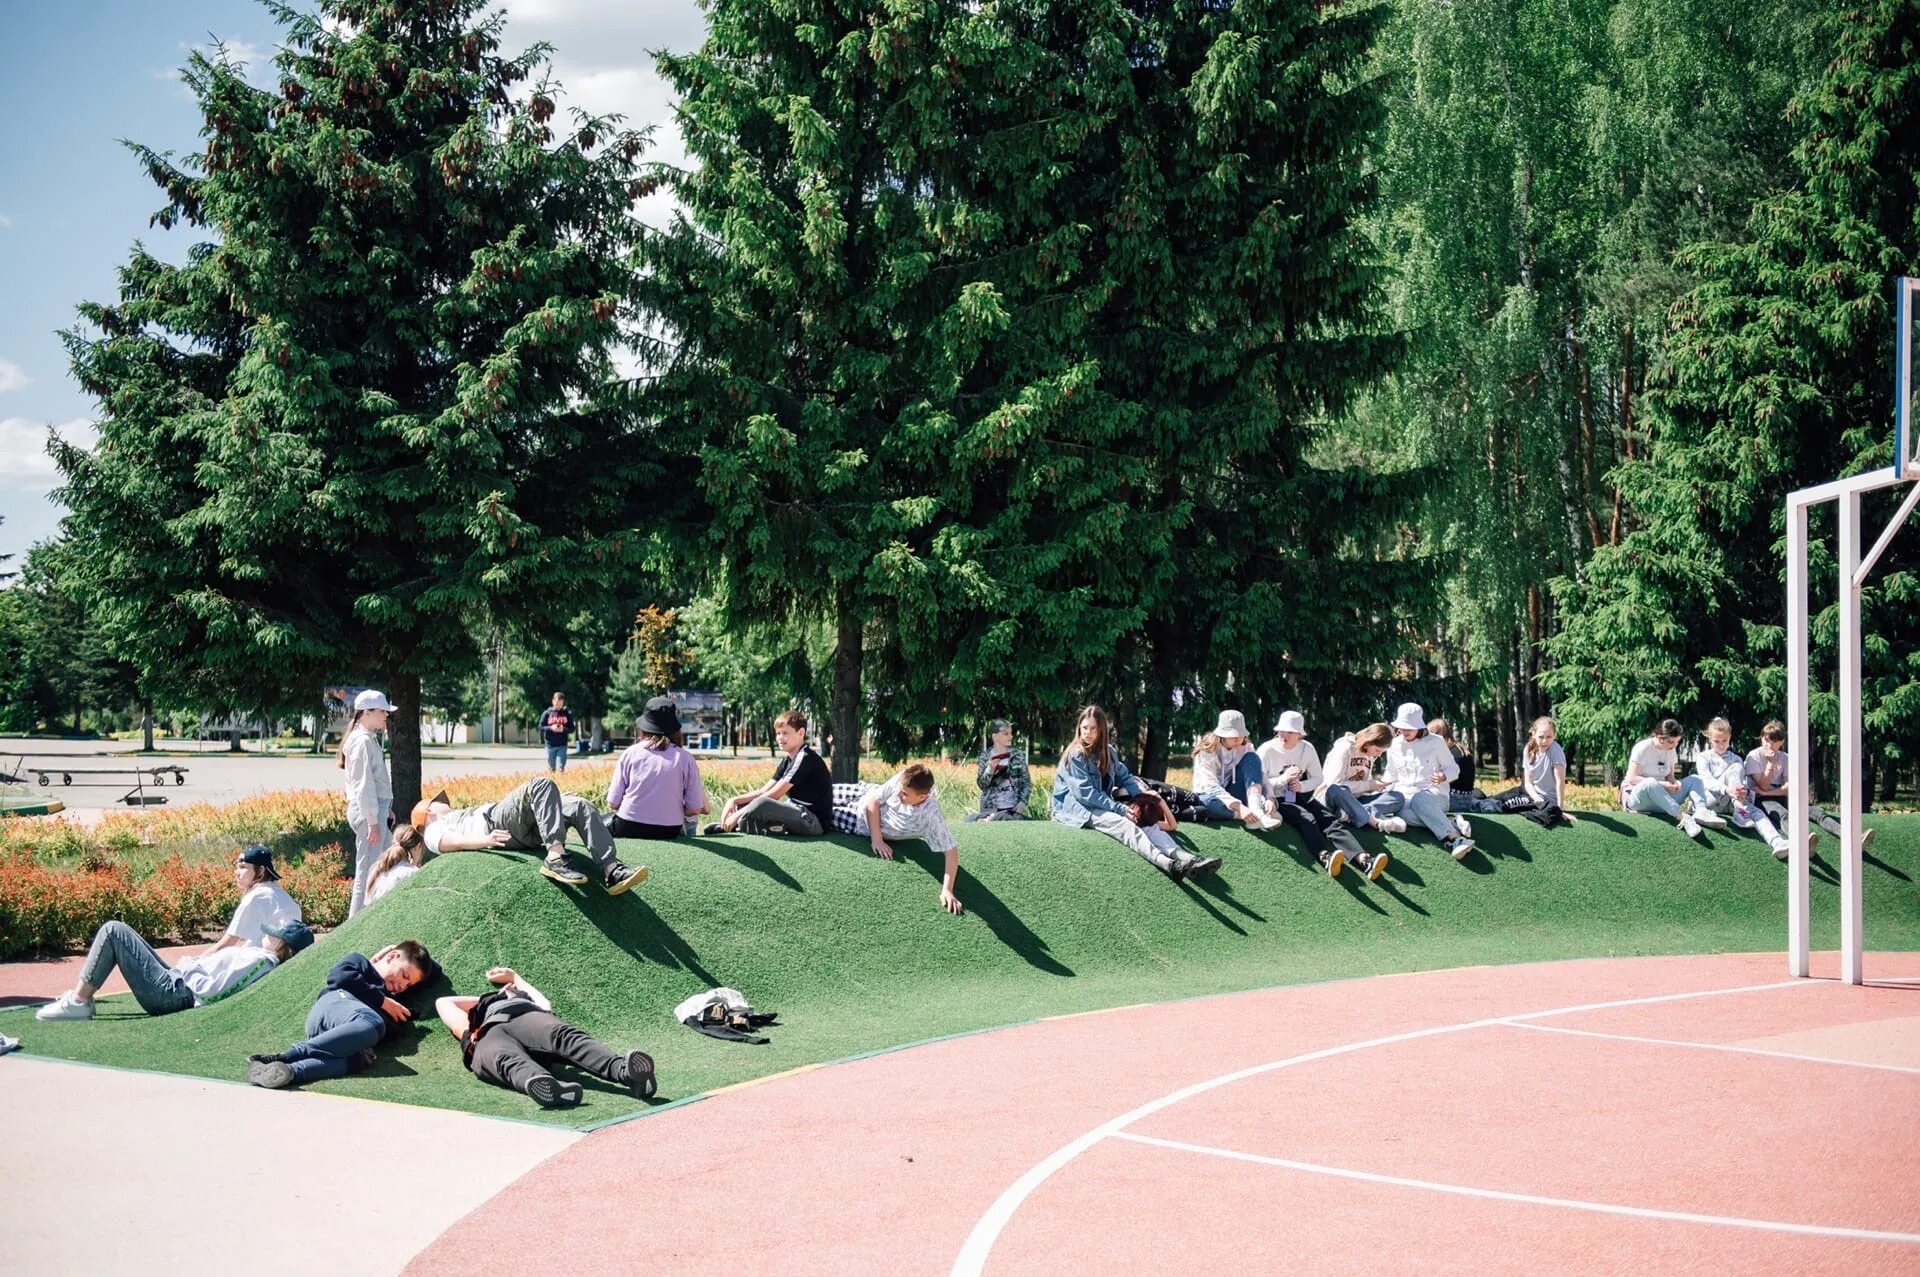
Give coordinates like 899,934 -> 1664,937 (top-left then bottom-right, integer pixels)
349,1047 -> 378,1072
698,822 -> 728,836
1184,855 -> 1223,880
525,1075 -> 584,1109
604,862 -> 649,896
1317,848 -> 1346,878
541,854 -> 589,886
624,1049 -> 657,1100
247,1059 -> 295,1089
1363,850 -> 1390,881
247,1052 -> 286,1065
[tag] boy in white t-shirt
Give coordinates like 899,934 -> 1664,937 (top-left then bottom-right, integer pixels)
201,844 -> 302,958
1620,717 -> 1725,839
37,918 -> 313,1022
830,765 -> 963,915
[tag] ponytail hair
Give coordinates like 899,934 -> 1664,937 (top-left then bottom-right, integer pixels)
366,824 -> 426,897
336,709 -> 371,770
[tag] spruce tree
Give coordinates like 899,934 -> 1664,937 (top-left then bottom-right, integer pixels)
54,0 -> 671,812
1546,0 -> 1920,780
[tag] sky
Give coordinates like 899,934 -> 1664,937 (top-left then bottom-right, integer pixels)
0,0 -> 704,568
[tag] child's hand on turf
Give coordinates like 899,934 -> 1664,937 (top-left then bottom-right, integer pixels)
870,835 -> 894,861
939,885 -> 964,916
382,996 -> 413,1023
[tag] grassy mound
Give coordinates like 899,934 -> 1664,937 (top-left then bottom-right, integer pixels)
10,812 -> 1918,1127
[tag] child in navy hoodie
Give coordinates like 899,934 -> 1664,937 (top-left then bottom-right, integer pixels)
246,941 -> 437,1089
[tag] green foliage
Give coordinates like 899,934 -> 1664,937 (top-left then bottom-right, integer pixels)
53,0 -> 675,810
1548,0 -> 1920,772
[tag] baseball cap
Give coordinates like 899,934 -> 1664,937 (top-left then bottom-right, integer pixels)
263,919 -> 315,953
239,844 -> 281,881
354,689 -> 396,713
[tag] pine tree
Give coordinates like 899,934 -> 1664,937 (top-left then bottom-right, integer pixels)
54,0 -> 674,813
1547,0 -> 1920,781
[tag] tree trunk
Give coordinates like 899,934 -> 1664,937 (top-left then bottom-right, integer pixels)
829,585 -> 863,782
388,668 -> 424,823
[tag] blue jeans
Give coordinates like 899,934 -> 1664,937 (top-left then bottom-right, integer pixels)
1367,789 -> 1456,842
545,743 -> 568,771
283,990 -> 385,1084
1321,784 -> 1376,827
1198,753 -> 1265,818
80,921 -> 195,1015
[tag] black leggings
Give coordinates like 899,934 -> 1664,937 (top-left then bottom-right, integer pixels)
1275,796 -> 1361,858
609,816 -> 684,839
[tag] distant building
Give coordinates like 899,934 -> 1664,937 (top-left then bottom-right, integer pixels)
670,690 -> 724,750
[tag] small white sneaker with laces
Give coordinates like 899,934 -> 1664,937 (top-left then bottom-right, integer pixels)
1693,805 -> 1728,829
1453,814 -> 1472,838
1374,815 -> 1408,834
35,993 -> 93,1022
1769,836 -> 1791,861
1681,814 -> 1704,840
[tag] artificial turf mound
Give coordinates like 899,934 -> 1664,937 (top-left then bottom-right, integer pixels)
10,813 -> 1919,1127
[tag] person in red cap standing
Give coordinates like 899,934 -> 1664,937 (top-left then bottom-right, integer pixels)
340,688 -> 395,916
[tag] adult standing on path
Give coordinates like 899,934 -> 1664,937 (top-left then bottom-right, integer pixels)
342,689 -> 395,917
539,692 -> 575,773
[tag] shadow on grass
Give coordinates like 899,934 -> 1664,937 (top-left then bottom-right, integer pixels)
1572,813 -> 1638,837
893,844 -> 1075,977
1174,877 -> 1247,934
571,887 -> 721,987
1466,821 -> 1532,862
1865,850 -> 1912,882
694,837 -> 805,892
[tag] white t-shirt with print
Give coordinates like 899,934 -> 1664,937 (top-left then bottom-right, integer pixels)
422,806 -> 495,854
177,944 -> 279,1005
226,882 -> 301,943
854,774 -> 958,854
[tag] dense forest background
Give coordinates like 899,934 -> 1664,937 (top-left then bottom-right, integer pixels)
3,0 -> 1915,803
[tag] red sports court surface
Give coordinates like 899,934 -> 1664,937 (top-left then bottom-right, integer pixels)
406,952 -> 1920,1276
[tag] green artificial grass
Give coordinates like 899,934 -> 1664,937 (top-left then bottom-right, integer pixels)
9,813 -> 1919,1128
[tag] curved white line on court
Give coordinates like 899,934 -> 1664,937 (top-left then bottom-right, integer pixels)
1505,1019 -> 1920,1074
1113,1132 -> 1920,1245
950,978 -> 1812,1276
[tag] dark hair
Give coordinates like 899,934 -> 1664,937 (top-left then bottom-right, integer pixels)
1656,718 -> 1684,739
900,762 -> 935,794
390,939 -> 433,979
367,824 -> 426,897
774,710 -> 807,733
1761,719 -> 1787,744
638,730 -> 684,749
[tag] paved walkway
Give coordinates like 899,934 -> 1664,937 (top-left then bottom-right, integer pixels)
0,1055 -> 576,1277
0,942 -> 200,1008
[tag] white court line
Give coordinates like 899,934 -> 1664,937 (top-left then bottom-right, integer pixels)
1111,1132 -> 1920,1245
951,977 -> 1814,1276
1505,1020 -> 1920,1075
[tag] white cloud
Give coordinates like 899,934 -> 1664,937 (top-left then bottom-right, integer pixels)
0,213 -> 12,228
0,417 -> 96,486
0,360 -> 27,394
159,37 -> 278,97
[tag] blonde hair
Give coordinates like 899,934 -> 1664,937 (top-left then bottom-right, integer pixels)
335,709 -> 373,770
1352,722 -> 1392,752
1523,716 -> 1557,764
1426,718 -> 1454,741
366,824 -> 426,897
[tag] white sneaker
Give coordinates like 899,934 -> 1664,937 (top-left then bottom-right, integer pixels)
1693,806 -> 1728,829
1681,814 -> 1704,840
35,993 -> 93,1022
1770,836 -> 1791,861
1448,836 -> 1476,861
1453,815 -> 1472,838
1258,812 -> 1284,832
1374,816 -> 1407,834
1863,827 -> 1877,850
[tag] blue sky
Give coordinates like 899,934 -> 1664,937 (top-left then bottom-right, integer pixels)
0,0 -> 701,567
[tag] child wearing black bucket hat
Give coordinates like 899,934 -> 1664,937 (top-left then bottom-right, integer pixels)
606,696 -> 710,839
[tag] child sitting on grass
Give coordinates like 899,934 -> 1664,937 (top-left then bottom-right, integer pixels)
1695,717 -> 1799,860
436,966 -> 656,1110
1745,720 -> 1872,852
830,764 -> 964,915
246,941 -> 438,1090
1621,717 -> 1726,840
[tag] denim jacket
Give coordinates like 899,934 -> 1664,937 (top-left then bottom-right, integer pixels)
1050,746 -> 1142,827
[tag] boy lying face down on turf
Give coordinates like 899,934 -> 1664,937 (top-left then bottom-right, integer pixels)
435,966 -> 657,1110
246,941 -> 437,1090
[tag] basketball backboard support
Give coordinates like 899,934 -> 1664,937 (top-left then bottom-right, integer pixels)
1897,276 -> 1918,476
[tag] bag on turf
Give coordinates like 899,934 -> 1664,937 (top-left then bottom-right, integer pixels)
675,987 -> 779,1045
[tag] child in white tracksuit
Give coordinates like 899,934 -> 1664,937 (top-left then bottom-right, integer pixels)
1695,718 -> 1794,859
1373,702 -> 1476,860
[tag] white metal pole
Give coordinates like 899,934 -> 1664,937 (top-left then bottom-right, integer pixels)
1838,489 -> 1864,985
1785,497 -> 1811,977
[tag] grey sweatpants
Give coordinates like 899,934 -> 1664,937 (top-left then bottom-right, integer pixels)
1086,809 -> 1186,872
488,778 -> 619,874
80,921 -> 195,1016
734,793 -> 824,836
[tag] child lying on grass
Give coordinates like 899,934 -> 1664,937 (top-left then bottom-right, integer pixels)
435,966 -> 657,1110
246,941 -> 437,1090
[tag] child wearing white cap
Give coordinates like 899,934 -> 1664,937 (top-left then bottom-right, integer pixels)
340,688 -> 396,917
1374,702 -> 1477,861
1261,712 -> 1388,881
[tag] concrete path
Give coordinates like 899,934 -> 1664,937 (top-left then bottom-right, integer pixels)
0,1054 -> 577,1277
0,942 -> 201,1008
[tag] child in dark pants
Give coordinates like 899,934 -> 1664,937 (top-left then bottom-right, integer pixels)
246,941 -> 437,1089
435,966 -> 656,1109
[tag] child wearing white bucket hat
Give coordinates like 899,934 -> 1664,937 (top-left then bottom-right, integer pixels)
1193,710 -> 1358,878
1259,711 -> 1386,881
1374,702 -> 1477,861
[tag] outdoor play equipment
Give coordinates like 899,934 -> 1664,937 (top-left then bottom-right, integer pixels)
1784,275 -> 1920,985
0,748 -> 189,807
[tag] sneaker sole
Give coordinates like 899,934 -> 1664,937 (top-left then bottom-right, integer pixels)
34,1005 -> 93,1022
525,1076 -> 583,1108
540,864 -> 589,886
605,866 -> 650,897
627,1050 -> 658,1100
1367,852 -> 1389,882
1324,851 -> 1345,878
1450,841 -> 1474,861
247,1060 -> 295,1089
